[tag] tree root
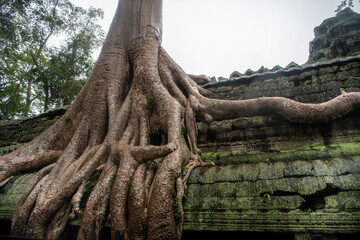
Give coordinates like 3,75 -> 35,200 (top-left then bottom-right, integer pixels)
0,150 -> 63,183
69,180 -> 87,220
0,176 -> 14,187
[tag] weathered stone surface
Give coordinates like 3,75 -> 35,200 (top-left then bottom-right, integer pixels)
183,210 -> 360,233
0,173 -> 35,220
325,191 -> 360,210
181,155 -> 360,233
308,8 -> 360,63
204,55 -> 360,104
0,106 -> 67,152
199,115 -> 360,158
285,61 -> 300,70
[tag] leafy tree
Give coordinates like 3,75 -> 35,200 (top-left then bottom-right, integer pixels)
0,0 -> 359,240
0,0 -> 32,119
0,0 -> 104,119
0,0 -> 29,50
40,5 -> 104,111
336,0 -> 360,12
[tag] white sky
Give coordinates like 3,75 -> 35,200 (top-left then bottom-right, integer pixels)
69,0 -> 360,78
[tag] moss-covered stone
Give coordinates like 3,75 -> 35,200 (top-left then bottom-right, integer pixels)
308,8 -> 360,63
200,142 -> 360,165
0,173 -> 35,220
182,155 -> 360,234
325,191 -> 360,210
299,70 -> 319,81
319,66 -> 339,74
183,210 -> 360,233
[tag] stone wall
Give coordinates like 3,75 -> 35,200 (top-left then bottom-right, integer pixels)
308,8 -> 360,63
185,55 -> 360,239
0,107 -> 67,156
184,157 -> 360,233
203,55 -> 360,104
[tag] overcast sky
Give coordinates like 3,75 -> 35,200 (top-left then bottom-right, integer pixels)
70,0 -> 360,78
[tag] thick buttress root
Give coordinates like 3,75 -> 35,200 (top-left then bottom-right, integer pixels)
1,32 -> 360,240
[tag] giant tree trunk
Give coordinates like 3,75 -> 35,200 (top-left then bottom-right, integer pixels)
1,0 -> 360,239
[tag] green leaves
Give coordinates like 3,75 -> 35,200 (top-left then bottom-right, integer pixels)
0,0 -> 105,119
336,0 -> 359,12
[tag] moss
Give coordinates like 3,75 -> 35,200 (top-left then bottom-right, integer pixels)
223,95 -> 233,99
299,80 -> 312,87
201,152 -> 223,162
299,70 -> 319,81
80,171 -> 101,211
149,160 -> 158,168
0,143 -> 24,156
202,142 -> 360,165
344,61 -> 360,71
327,142 -> 360,158
319,65 -> 339,74
172,190 -> 182,223
262,78 -> 278,85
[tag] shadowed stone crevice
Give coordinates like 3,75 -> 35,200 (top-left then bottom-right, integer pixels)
299,184 -> 342,212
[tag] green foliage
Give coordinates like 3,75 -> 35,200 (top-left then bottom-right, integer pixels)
299,80 -> 311,87
173,199 -> 181,223
262,193 -> 272,202
80,171 -> 101,210
0,0 -> 105,119
150,160 -> 158,168
0,0 -> 31,51
181,125 -> 188,135
84,171 -> 101,195
302,154 -> 319,161
336,0 -> 360,12
183,187 -> 189,200
200,152 -> 225,164
172,189 -> 182,223
305,208 -> 313,213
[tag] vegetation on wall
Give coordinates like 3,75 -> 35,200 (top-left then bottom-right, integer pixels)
336,0 -> 360,12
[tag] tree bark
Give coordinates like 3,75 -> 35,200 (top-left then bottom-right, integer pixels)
0,0 -> 359,239
24,78 -> 32,117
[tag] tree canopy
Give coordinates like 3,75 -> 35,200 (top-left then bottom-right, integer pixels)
336,0 -> 360,12
0,0 -> 104,120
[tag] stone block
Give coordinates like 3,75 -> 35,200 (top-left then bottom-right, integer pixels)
257,162 -> 284,180
214,165 -> 241,182
283,160 -> 314,177
334,174 -> 360,190
313,160 -> 336,176
198,166 -> 217,184
325,191 -> 360,209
